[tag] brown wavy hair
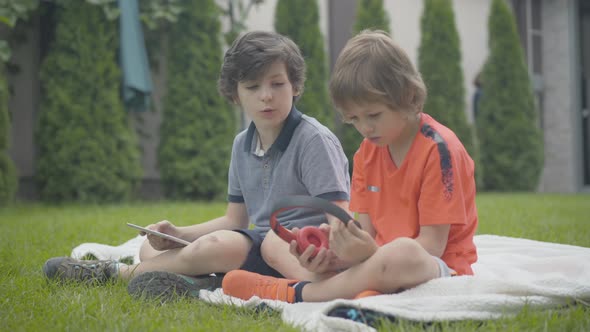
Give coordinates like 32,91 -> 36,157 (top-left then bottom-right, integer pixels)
218,31 -> 306,102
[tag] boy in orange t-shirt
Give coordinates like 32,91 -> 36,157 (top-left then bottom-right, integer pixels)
222,30 -> 478,302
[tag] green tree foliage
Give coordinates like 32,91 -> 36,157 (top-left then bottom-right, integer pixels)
0,66 -> 9,151
353,0 -> 390,33
0,153 -> 17,204
477,0 -> 543,191
0,0 -> 39,61
36,1 -> 142,203
0,65 -> 16,204
158,0 -> 234,200
340,0 -> 391,169
418,0 -> 479,182
275,0 -> 331,128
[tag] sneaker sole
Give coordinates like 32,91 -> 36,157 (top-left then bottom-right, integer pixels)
127,271 -> 223,302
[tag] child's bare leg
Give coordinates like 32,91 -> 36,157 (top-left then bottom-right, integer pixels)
118,230 -> 251,280
138,239 -> 165,261
301,237 -> 441,302
261,231 -> 335,281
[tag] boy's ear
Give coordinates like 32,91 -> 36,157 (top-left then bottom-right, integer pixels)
406,87 -> 419,109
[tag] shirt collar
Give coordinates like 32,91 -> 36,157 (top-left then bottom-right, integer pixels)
244,106 -> 303,153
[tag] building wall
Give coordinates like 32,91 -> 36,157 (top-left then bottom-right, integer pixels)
582,4 -> 590,188
539,0 -> 582,192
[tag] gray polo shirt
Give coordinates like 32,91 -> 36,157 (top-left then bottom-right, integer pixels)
228,107 -> 350,236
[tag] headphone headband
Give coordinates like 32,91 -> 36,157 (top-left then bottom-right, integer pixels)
269,195 -> 355,242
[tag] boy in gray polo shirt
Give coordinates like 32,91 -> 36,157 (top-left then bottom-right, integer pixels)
43,31 -> 350,301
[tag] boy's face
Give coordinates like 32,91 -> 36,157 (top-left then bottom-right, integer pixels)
235,61 -> 298,131
341,102 -> 417,147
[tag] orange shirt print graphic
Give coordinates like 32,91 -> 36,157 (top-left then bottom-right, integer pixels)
420,124 -> 454,201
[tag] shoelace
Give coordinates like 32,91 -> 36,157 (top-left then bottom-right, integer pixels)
67,262 -> 109,280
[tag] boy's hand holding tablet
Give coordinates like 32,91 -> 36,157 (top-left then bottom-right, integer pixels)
127,223 -> 191,246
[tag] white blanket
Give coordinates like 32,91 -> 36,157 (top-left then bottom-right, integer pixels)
70,234 -> 590,331
198,235 -> 590,332
71,235 -> 144,264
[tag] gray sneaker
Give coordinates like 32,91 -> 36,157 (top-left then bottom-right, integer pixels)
43,256 -> 118,284
127,271 -> 223,302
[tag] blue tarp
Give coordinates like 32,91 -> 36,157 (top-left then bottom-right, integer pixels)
119,0 -> 153,112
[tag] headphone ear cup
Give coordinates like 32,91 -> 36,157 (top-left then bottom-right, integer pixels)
297,226 -> 329,258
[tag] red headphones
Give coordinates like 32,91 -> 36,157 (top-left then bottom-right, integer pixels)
269,196 -> 359,258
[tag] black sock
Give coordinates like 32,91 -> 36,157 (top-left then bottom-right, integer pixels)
291,281 -> 310,303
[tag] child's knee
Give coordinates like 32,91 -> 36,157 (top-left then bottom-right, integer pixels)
138,238 -> 159,261
260,231 -> 286,266
181,230 -> 247,260
375,238 -> 429,273
396,238 -> 427,259
373,238 -> 439,289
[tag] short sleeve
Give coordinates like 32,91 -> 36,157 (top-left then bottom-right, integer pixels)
227,136 -> 244,203
299,133 -> 350,201
349,144 -> 369,213
417,146 -> 468,226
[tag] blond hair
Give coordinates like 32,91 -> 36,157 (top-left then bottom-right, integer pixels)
330,30 -> 426,114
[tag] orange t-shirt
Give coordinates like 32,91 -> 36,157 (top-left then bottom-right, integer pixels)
350,113 -> 478,275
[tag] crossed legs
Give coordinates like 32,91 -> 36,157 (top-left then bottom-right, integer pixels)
122,228 -> 318,281
118,230 -> 253,280
122,229 -> 346,303
299,237 -> 441,301
223,237 -> 443,302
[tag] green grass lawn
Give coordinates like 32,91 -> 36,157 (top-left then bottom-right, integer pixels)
1,194 -> 589,331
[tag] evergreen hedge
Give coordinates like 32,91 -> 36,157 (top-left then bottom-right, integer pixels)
0,153 -> 17,204
353,0 -> 390,33
477,0 -> 543,191
158,0 -> 234,200
0,65 -> 17,204
340,0 -> 391,169
418,0 -> 479,183
275,0 -> 332,128
36,1 -> 142,203
0,67 -> 8,151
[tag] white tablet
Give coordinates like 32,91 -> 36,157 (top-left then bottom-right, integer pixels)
127,223 -> 191,246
